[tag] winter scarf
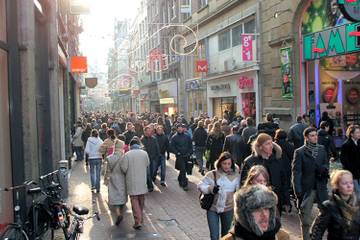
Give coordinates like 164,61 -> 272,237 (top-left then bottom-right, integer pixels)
305,142 -> 319,158
130,144 -> 141,150
333,192 -> 360,227
230,219 -> 281,240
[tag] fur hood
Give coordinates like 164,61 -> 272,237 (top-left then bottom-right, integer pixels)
234,185 -> 278,236
253,142 -> 282,160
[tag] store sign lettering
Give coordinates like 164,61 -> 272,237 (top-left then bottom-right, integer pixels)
238,76 -> 254,89
210,84 -> 231,91
303,22 -> 360,61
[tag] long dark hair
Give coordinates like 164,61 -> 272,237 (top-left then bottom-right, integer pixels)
214,151 -> 235,172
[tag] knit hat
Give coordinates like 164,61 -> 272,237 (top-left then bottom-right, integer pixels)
234,184 -> 278,236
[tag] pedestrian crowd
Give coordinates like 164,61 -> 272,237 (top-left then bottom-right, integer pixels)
71,110 -> 360,240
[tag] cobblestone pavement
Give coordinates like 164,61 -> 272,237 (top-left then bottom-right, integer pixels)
56,156 -> 316,239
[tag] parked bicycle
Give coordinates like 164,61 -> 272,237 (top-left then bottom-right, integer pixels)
0,180 -> 36,240
0,170 -> 100,240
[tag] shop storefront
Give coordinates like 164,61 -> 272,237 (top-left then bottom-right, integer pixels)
207,71 -> 259,122
185,78 -> 207,118
158,79 -> 178,115
0,0 -> 13,229
207,78 -> 238,119
299,0 -> 360,139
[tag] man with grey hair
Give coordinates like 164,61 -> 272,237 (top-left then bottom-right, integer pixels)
222,184 -> 285,239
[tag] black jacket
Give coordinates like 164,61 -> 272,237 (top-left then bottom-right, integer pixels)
292,144 -> 329,204
223,133 -> 249,167
155,133 -> 170,154
170,132 -> 193,157
311,192 -> 360,240
257,121 -> 279,139
241,152 -> 286,201
124,130 -> 137,145
206,133 -> 225,164
317,129 -> 337,159
340,138 -> 360,179
141,135 -> 161,161
192,127 -> 208,147
164,119 -> 172,135
288,122 -> 308,150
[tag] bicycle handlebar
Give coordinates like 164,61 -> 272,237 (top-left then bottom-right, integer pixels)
0,180 -> 37,192
39,170 -> 59,180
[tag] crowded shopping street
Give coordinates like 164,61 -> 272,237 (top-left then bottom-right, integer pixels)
1,0 -> 360,240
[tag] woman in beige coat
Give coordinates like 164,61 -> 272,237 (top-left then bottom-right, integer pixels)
107,139 -> 127,226
99,128 -> 116,185
120,138 -> 149,230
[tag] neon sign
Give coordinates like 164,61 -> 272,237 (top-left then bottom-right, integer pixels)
303,22 -> 360,61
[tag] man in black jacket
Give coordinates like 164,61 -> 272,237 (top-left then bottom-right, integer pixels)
292,127 -> 329,240
223,125 -> 249,169
340,124 -> 360,197
192,120 -> 207,175
141,126 -> 161,192
124,122 -> 137,145
257,113 -> 279,139
155,125 -> 170,186
170,123 -> 193,191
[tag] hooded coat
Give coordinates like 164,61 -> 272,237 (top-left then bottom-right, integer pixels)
222,185 -> 288,240
240,142 -> 287,211
107,140 -> 127,206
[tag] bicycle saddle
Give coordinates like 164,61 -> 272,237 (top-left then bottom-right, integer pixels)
27,187 -> 42,195
73,205 -> 89,215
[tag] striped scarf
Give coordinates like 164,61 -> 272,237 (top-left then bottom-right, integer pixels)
305,142 -> 319,159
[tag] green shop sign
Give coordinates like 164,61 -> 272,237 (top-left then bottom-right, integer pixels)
303,22 -> 360,61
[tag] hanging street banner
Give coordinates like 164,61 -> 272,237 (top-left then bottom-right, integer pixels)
196,59 -> 208,72
241,34 -> 253,61
303,22 -> 360,61
71,56 -> 88,73
280,47 -> 293,99
85,77 -> 97,88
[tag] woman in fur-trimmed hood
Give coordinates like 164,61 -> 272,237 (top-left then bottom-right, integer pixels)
222,185 -> 283,240
240,133 -> 286,214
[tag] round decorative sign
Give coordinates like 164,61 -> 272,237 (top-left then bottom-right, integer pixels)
338,0 -> 360,22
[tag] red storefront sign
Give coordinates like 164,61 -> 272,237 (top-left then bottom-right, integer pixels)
71,56 -> 87,73
241,34 -> 253,61
196,60 -> 208,72
238,76 -> 254,89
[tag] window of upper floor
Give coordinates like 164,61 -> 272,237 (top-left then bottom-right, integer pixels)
198,0 -> 208,9
218,16 -> 256,50
218,29 -> 230,51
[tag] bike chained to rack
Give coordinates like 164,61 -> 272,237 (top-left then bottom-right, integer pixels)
0,170 -> 100,240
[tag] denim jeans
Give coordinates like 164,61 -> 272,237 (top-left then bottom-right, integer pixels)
194,146 -> 206,171
89,158 -> 102,191
207,210 -> 233,240
299,190 -> 316,240
158,154 -> 166,182
74,146 -> 83,161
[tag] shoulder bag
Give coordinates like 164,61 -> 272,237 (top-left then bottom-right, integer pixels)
199,171 -> 217,210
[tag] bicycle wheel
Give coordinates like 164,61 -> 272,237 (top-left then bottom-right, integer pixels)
0,225 -> 29,240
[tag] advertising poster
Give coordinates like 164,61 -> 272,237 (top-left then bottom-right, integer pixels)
280,47 -> 293,99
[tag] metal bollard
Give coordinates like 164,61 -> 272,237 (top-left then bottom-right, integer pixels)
58,160 -> 69,199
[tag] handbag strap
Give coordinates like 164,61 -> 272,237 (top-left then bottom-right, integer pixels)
213,171 -> 217,186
